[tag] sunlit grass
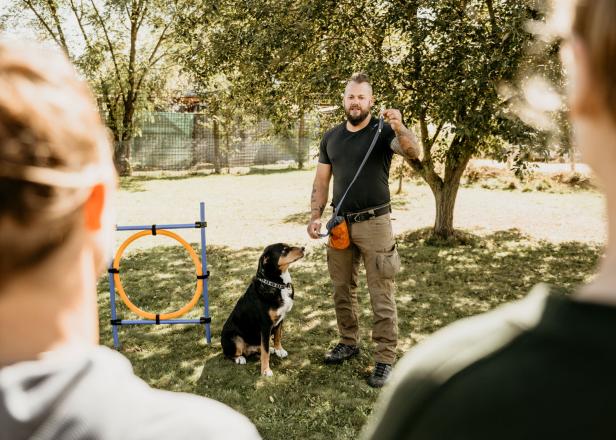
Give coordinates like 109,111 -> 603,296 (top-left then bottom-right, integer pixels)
97,228 -> 601,440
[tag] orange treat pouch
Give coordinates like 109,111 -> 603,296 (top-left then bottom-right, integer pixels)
327,216 -> 350,250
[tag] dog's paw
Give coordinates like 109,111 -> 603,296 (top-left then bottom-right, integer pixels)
234,356 -> 247,365
270,347 -> 288,358
261,368 -> 273,377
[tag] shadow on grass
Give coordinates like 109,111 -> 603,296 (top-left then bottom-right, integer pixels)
283,211 -> 311,225
120,173 -> 207,192
97,229 -> 601,440
119,166 -> 307,193
247,165 -> 303,175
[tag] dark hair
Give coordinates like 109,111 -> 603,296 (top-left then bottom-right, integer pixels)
0,43 -> 112,282
573,0 -> 616,120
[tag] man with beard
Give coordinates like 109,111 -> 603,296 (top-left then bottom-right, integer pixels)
307,73 -> 420,387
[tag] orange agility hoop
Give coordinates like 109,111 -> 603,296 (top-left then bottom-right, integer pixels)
112,229 -> 203,320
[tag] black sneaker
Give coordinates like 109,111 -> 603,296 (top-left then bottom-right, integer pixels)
324,343 -> 360,365
367,362 -> 392,388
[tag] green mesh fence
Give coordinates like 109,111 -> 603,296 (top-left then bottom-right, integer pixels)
126,112 -> 320,171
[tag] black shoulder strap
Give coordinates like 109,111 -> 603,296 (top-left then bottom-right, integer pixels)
321,116 -> 384,236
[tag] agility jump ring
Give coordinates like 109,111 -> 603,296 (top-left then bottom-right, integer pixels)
112,229 -> 203,320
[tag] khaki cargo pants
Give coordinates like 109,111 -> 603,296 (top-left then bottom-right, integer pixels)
326,213 -> 401,364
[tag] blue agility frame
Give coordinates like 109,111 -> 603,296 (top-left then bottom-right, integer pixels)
108,201 -> 211,349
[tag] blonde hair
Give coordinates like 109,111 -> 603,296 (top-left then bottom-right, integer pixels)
0,42 -> 112,282
573,0 -> 616,120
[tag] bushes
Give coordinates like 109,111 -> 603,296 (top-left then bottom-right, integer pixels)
462,164 -> 596,193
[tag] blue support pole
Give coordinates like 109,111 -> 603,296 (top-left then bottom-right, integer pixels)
199,201 -> 212,343
108,264 -> 120,349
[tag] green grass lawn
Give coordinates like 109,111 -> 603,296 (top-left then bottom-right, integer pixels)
97,223 -> 601,439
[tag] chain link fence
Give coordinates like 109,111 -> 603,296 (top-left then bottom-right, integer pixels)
125,112 -> 322,172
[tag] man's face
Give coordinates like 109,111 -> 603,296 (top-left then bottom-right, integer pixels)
343,81 -> 373,126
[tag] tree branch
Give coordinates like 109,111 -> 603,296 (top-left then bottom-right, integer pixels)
444,135 -> 475,185
89,0 -> 126,101
127,0 -> 139,94
44,0 -> 70,57
419,111 -> 432,162
136,0 -> 148,32
429,121 -> 445,149
133,21 -> 171,98
101,83 -> 118,138
23,0 -> 64,51
68,0 -> 92,51
485,0 -> 497,36
413,110 -> 443,190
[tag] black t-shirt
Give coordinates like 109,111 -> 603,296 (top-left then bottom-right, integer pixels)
319,116 -> 396,214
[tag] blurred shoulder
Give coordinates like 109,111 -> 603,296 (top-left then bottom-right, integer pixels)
394,285 -> 550,384
84,347 -> 262,439
361,284 -> 552,440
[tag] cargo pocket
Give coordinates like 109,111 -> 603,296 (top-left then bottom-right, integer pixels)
376,244 -> 401,279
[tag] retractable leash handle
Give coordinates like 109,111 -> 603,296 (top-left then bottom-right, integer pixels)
319,115 -> 384,239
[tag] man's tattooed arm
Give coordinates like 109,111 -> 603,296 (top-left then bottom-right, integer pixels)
307,163 -> 332,238
390,127 -> 420,160
310,183 -> 327,221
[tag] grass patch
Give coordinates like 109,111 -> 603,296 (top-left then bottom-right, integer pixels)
119,174 -> 206,192
97,229 -> 601,439
461,165 -> 597,194
283,211 -> 311,225
120,165 -> 310,193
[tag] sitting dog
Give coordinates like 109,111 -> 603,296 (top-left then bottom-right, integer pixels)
221,243 -> 304,376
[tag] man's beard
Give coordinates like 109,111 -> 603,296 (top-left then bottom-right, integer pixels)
345,106 -> 370,126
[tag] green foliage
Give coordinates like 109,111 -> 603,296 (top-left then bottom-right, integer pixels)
500,2 -> 573,169
97,230 -> 601,439
5,0 -> 189,173
6,0 -> 555,233
176,0 -> 343,150
177,0 -> 542,238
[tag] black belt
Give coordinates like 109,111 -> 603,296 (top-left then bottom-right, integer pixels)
344,205 -> 391,224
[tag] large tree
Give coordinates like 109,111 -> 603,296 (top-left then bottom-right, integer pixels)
4,0 -> 185,174
323,0 -> 538,239
384,1 -> 536,238
180,0 -> 538,239
176,0 -> 351,170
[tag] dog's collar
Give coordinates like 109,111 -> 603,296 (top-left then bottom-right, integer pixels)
256,277 -> 291,290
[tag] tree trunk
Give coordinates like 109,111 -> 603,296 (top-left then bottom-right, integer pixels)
431,181 -> 458,239
115,136 -> 132,176
297,111 -> 305,169
213,118 -> 221,174
112,1 -> 139,177
420,135 -> 473,240
224,129 -> 230,172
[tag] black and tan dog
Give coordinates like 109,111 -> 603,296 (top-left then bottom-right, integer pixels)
221,243 -> 304,376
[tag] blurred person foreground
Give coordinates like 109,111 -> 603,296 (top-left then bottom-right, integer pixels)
0,42 -> 260,440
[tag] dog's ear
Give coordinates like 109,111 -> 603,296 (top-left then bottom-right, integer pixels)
258,255 -> 269,272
